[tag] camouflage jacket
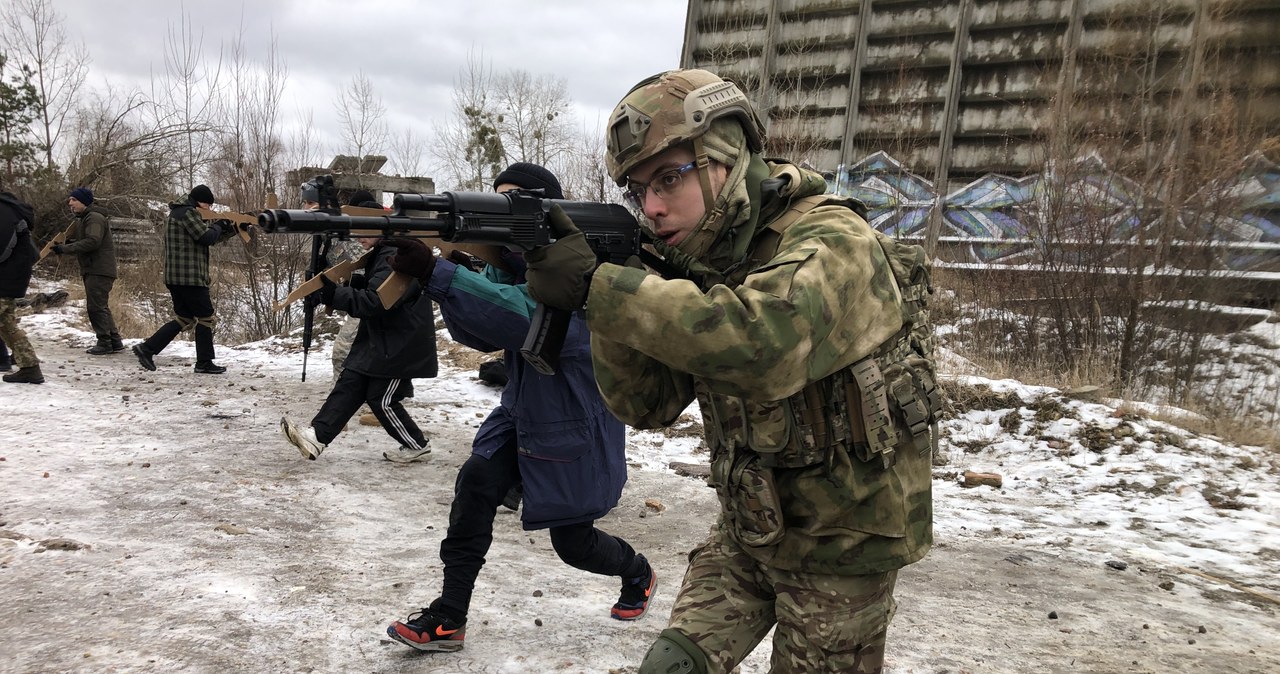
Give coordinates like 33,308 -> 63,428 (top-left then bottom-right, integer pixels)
163,200 -> 235,286
586,161 -> 932,575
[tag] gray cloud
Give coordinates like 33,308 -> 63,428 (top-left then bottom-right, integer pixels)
51,0 -> 687,170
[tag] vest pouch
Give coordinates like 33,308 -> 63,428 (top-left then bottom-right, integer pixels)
723,451 -> 785,547
697,391 -> 747,452
885,355 -> 940,456
745,398 -> 791,454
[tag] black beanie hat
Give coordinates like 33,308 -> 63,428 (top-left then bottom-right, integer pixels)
69,187 -> 94,206
190,184 -> 215,205
493,162 -> 563,200
348,190 -> 375,206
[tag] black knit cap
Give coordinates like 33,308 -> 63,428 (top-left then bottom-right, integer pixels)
493,162 -> 563,200
348,190 -> 375,206
189,184 -> 215,205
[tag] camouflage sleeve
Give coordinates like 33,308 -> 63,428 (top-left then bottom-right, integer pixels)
590,331 -> 697,429
585,206 -> 905,401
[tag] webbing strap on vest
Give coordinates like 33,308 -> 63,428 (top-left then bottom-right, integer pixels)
849,358 -> 898,469
728,194 -> 832,287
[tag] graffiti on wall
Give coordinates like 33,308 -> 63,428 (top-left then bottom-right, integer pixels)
830,152 -> 1280,274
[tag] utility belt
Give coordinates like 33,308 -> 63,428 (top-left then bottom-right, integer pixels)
699,329 -> 941,547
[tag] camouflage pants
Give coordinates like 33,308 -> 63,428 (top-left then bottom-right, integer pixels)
663,527 -> 897,674
330,315 -> 360,383
0,298 -> 39,367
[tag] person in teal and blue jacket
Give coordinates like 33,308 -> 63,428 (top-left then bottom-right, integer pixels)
383,163 -> 656,654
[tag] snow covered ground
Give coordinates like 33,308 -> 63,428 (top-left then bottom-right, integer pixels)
1,285 -> 1277,673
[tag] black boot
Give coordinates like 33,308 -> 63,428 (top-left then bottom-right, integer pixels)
86,341 -> 113,355
3,365 -> 44,384
110,335 -> 126,352
132,344 -> 157,371
0,357 -> 11,372
194,361 -> 227,374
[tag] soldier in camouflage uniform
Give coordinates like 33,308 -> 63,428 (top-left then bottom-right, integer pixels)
132,184 -> 238,374
523,69 -> 938,673
0,189 -> 43,384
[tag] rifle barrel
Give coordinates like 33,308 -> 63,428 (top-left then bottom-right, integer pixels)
257,209 -> 447,235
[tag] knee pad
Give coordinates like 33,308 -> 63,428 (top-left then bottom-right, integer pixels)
173,316 -> 196,332
195,314 -> 217,330
639,629 -> 708,674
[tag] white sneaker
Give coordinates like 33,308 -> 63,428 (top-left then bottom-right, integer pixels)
280,416 -> 326,460
383,440 -> 431,463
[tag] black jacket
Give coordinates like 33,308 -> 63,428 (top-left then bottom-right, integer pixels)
330,244 -> 438,379
0,192 -> 38,298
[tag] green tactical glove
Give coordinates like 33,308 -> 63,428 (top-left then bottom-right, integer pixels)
525,204 -> 597,311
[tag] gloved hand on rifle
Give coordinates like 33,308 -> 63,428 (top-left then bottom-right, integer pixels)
386,238 -> 436,280
447,250 -> 480,271
524,204 -> 597,311
314,273 -> 338,306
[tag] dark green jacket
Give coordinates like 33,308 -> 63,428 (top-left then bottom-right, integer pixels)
60,206 -> 117,278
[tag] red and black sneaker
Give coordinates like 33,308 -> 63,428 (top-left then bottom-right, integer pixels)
611,557 -> 657,621
387,608 -> 467,652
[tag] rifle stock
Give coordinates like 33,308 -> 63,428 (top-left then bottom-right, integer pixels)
274,248 -> 376,311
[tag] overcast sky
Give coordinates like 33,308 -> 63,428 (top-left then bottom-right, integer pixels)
49,0 -> 690,178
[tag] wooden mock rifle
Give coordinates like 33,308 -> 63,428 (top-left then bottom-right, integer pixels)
38,222 -> 77,261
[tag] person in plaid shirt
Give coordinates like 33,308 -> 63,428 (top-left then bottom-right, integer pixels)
132,184 -> 237,374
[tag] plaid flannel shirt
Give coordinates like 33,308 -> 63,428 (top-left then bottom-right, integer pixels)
163,201 -> 233,286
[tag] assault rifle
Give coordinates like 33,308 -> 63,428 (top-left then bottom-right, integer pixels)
294,175 -> 343,382
259,188 -> 651,375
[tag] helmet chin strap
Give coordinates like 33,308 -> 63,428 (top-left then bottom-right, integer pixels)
692,136 -> 717,215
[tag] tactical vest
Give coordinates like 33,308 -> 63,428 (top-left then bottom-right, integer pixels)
693,195 -> 941,562
700,194 -> 940,468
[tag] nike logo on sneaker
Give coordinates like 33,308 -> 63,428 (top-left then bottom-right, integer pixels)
434,625 -> 460,637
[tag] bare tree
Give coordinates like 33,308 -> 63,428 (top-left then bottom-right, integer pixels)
210,20 -> 286,211
285,108 -> 321,185
334,70 -> 388,165
555,120 -> 613,203
0,0 -> 89,172
154,6 -> 224,191
432,51 -> 503,191
495,70 -> 573,167
63,85 -> 204,213
204,20 -> 304,343
389,127 -> 426,177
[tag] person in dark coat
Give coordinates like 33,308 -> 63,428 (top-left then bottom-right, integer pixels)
0,189 -> 43,384
280,237 -> 439,462
383,163 -> 654,654
51,187 -> 123,354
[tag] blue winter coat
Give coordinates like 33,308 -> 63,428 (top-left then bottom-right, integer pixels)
424,258 -> 627,530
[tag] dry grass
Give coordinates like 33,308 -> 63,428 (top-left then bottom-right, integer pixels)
111,260 -> 168,338
436,338 -> 500,373
1124,402 -> 1280,453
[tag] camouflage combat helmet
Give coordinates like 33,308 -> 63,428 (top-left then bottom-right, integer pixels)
605,69 -> 765,186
